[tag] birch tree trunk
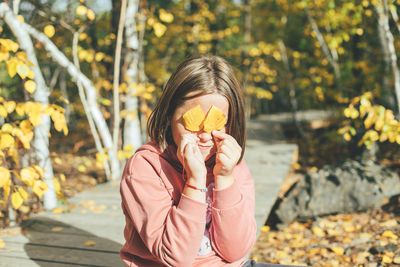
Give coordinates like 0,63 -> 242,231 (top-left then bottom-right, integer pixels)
23,22 -> 121,180
375,0 -> 400,115
305,6 -> 342,91
376,6 -> 396,109
0,3 -> 57,210
123,0 -> 142,150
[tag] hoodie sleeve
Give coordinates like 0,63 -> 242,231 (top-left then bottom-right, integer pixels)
120,153 -> 208,267
210,160 -> 257,262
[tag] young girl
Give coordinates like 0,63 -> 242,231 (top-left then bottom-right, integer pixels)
120,55 -> 294,267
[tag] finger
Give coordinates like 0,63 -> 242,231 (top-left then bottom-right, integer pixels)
211,130 -> 229,140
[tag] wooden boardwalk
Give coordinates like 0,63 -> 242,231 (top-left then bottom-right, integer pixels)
0,117 -> 297,266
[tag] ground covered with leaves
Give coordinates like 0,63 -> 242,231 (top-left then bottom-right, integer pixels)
249,123 -> 400,266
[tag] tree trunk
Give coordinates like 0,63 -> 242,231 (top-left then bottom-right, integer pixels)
304,6 -> 342,92
375,0 -> 400,116
278,39 -> 306,140
24,21 -> 121,180
123,0 -> 142,151
0,3 -> 57,210
376,6 -> 396,109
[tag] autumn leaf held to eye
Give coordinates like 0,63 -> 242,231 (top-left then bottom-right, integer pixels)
203,106 -> 226,133
182,105 -> 205,131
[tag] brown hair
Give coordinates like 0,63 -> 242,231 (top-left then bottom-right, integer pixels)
147,55 -> 247,161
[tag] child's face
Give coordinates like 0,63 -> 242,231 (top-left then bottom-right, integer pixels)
171,92 -> 229,161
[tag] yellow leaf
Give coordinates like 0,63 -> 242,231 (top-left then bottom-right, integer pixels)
153,22 -> 167,38
261,225 -> 270,233
0,105 -> 7,118
0,238 -> 4,248
52,207 -> 63,213
0,51 -> 9,61
312,227 -> 325,237
17,15 -> 24,23
3,184 -> 10,201
159,9 -> 174,23
87,9 -> 95,21
54,157 -> 62,164
18,187 -> 28,200
0,167 -> 11,188
60,173 -> 66,182
102,99 -> 112,106
78,165 -> 86,172
76,5 -> 88,16
182,105 -> 205,132
17,63 -> 30,79
25,102 -> 42,126
382,230 -> 398,240
11,192 -> 23,209
19,205 -> 30,213
33,180 -> 48,199
51,227 -> 64,232
20,167 -> 39,187
0,133 -> 14,149
382,255 -> 393,264
25,80 -> 36,94
330,246 -> 344,256
203,105 -> 227,133
44,25 -> 55,38
16,103 -> 25,116
6,58 -> 18,77
52,178 -> 61,195
19,120 -> 32,134
4,101 -> 16,113
84,240 -> 96,247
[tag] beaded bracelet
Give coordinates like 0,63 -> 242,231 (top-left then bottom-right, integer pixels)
185,183 -> 208,192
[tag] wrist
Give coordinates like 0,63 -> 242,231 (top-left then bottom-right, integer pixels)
215,174 -> 234,190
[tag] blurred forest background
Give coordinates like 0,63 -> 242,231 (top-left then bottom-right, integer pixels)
1,0 -> 400,265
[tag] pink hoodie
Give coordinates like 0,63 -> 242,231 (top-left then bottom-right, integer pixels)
120,141 -> 257,267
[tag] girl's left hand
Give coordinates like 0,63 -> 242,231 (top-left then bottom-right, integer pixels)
211,130 -> 242,179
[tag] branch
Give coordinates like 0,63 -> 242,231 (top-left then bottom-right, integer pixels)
72,29 -> 111,179
112,0 -> 128,152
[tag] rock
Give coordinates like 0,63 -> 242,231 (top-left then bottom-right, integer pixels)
270,159 -> 400,226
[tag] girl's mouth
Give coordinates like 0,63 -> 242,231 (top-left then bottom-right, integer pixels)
198,144 -> 212,150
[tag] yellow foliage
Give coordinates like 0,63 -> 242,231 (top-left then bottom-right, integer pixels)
203,106 -> 227,133
25,80 -> 37,94
159,9 -> 174,23
0,105 -> 7,118
16,63 -> 30,79
33,180 -> 48,199
76,5 -> 88,16
153,22 -> 167,38
18,187 -> 28,200
20,167 -> 40,187
44,25 -> 55,38
0,38 -> 19,53
87,9 -> 95,21
0,133 -> 14,149
0,167 -> 10,188
11,192 -> 23,209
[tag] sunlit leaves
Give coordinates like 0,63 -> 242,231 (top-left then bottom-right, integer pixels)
24,80 -> 37,94
11,191 -> 23,209
0,167 -> 10,188
340,92 -> 400,148
44,25 -> 55,38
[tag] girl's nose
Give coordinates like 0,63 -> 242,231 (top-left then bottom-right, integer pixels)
198,131 -> 212,142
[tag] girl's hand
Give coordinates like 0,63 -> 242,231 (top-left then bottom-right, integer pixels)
212,130 -> 242,177
177,134 -> 207,181
212,130 -> 242,189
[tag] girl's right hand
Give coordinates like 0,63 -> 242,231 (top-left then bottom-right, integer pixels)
177,134 -> 207,182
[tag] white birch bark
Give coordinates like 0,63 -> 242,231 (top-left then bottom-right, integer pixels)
0,3 -> 57,210
22,20 -> 121,179
72,30 -> 111,179
304,6 -> 342,90
123,0 -> 142,150
376,1 -> 400,115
